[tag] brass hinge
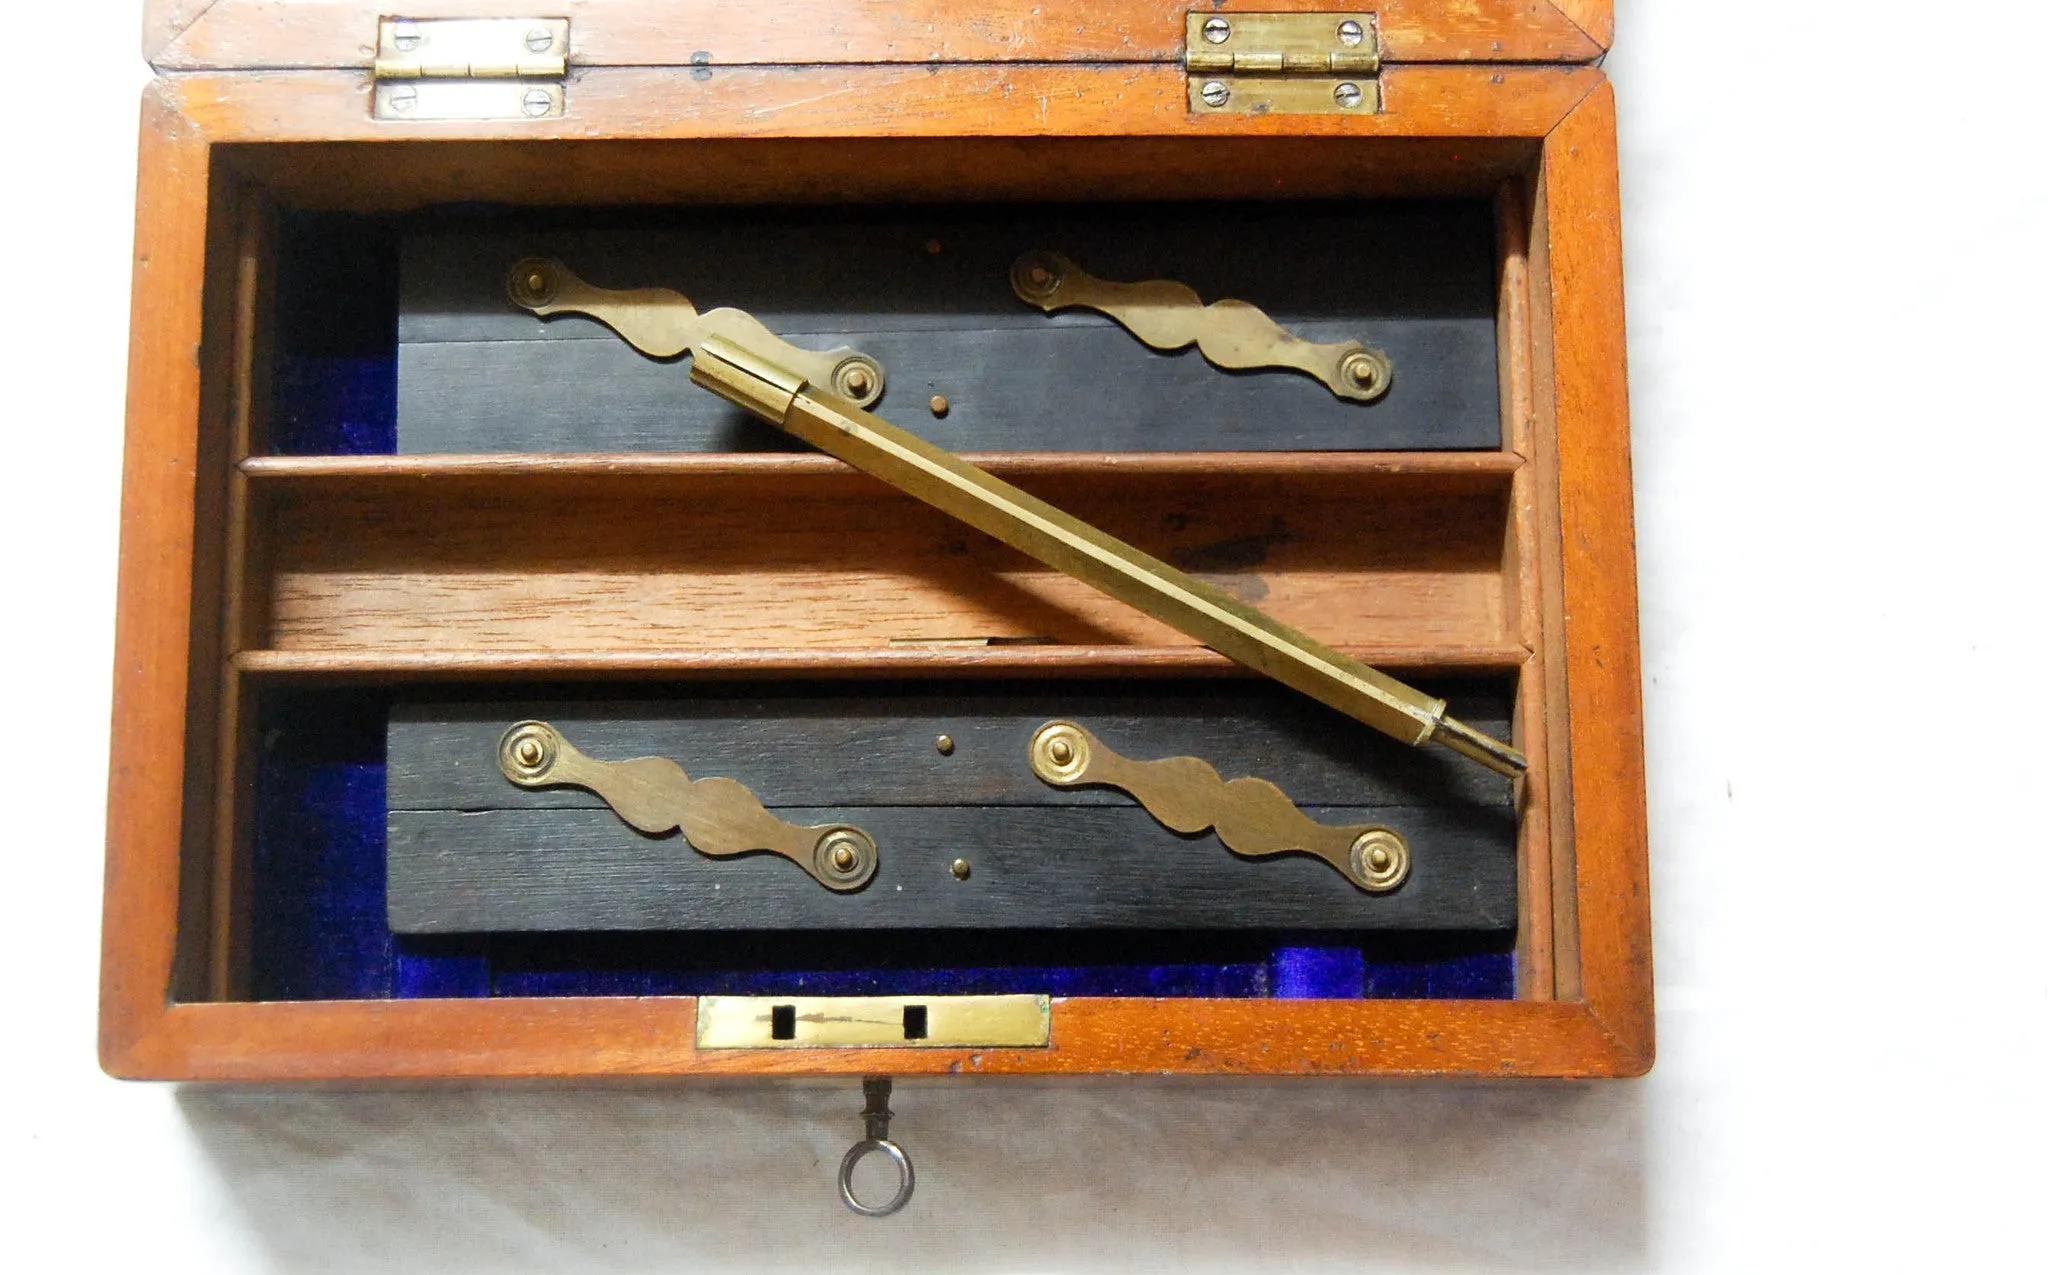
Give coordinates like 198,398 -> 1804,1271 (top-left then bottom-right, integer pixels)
372,17 -> 568,121
1184,11 -> 1383,116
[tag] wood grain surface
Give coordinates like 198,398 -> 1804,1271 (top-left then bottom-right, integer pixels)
101,87 -> 213,1073
107,997 -> 1637,1081
167,64 -> 1602,144
1539,83 -> 1651,1069
149,1 -> 1609,70
257,467 -> 1511,654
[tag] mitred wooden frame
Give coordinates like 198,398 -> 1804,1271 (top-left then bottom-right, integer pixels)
103,1 -> 1647,1081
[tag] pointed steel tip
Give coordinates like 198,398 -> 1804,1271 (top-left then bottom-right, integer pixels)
1434,715 -> 1529,777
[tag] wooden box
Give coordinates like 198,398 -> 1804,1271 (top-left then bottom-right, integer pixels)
104,0 -> 1650,1080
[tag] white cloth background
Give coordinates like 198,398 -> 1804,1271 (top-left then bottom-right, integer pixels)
4,2 -> 2042,1269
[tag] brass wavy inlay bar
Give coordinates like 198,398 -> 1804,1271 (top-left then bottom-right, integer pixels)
497,720 -> 878,891
506,257 -> 887,406
1010,250 -> 1392,402
1028,721 -> 1410,893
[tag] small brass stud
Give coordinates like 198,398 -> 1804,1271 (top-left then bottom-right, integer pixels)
929,395 -> 950,417
832,843 -> 858,872
1350,829 -> 1409,892
1028,265 -> 1052,288
935,734 -> 955,755
514,737 -> 544,768
925,238 -> 943,254
1340,351 -> 1385,393
841,365 -> 874,397
951,859 -> 971,880
1047,738 -> 1073,765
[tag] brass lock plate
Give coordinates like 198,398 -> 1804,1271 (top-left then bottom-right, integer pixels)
696,995 -> 1052,1048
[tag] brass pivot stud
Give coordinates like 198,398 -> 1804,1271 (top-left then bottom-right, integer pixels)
815,827 -> 879,888
934,734 -> 955,755
1009,251 -> 1064,303
1028,721 -> 1091,784
950,858 -> 972,881
833,358 -> 881,401
1339,350 -> 1390,398
498,721 -> 561,785
1349,829 -> 1411,893
506,257 -> 558,308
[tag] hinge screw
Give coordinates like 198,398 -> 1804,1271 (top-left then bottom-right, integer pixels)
522,87 -> 556,117
386,85 -> 418,113
1200,80 -> 1230,108
392,28 -> 422,53
1334,81 -> 1365,109
526,28 -> 555,53
1338,19 -> 1366,47
1201,17 -> 1231,44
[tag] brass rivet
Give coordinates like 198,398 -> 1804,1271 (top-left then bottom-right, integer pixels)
925,238 -> 943,254
525,270 -> 547,295
842,365 -> 874,397
1368,846 -> 1391,870
929,395 -> 950,417
951,858 -> 971,880
1342,352 -> 1381,389
514,737 -> 544,768
1048,738 -> 1073,765
832,843 -> 858,872
935,734 -> 955,755
1028,265 -> 1052,288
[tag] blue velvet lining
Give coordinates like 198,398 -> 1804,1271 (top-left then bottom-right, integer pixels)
248,697 -> 1514,1002
268,213 -> 400,455
270,354 -> 396,455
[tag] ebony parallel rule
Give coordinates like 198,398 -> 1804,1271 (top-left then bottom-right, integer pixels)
396,203 -> 1502,454
385,684 -> 1518,934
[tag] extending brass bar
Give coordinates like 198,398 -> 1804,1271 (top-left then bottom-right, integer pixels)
1029,721 -> 1410,892
1011,250 -> 1392,402
497,720 -> 879,890
688,337 -> 1525,776
506,258 -> 887,407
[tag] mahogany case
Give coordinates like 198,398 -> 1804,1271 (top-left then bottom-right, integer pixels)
104,1 -> 1650,1079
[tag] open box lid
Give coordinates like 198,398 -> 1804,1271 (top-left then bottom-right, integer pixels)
145,3 -> 1612,86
